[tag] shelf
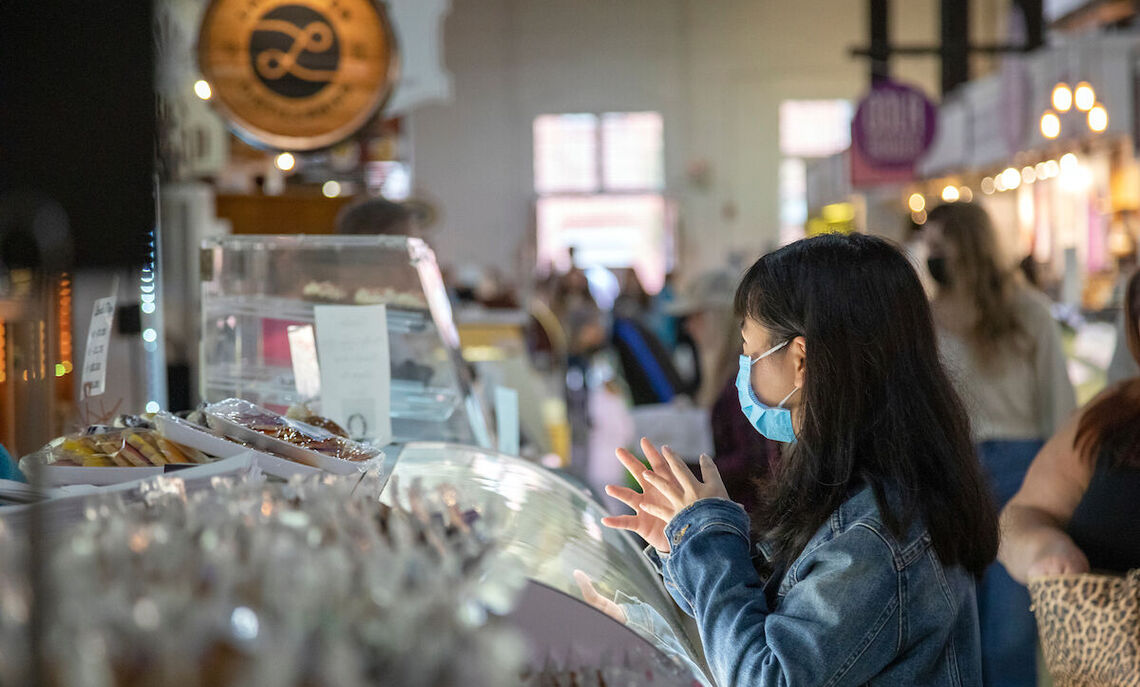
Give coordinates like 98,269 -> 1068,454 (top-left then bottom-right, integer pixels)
202,364 -> 460,423
202,294 -> 431,333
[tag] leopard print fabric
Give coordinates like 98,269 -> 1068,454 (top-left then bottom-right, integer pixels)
1028,570 -> 1140,687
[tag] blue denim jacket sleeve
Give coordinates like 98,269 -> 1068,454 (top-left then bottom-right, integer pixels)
663,498 -> 902,687
644,545 -> 696,616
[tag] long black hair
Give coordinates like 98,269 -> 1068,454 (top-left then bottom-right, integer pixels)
734,233 -> 998,576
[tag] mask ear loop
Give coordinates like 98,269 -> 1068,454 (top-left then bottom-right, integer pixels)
777,386 -> 799,408
751,339 -> 789,363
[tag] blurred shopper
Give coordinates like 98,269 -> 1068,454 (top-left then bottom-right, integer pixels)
670,271 -> 779,511
602,234 -> 998,685
925,202 -> 1077,687
335,196 -> 418,236
999,270 -> 1140,683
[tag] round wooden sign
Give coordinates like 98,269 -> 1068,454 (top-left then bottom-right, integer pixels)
198,0 -> 398,151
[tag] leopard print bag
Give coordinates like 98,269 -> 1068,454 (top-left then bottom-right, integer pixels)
1028,570 -> 1140,687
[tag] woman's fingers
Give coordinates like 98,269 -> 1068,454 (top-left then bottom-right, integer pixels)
698,454 -> 727,493
605,484 -> 642,510
600,514 -> 641,531
640,437 -> 670,475
642,469 -> 682,505
660,446 -> 696,497
615,448 -> 651,488
639,500 -> 672,521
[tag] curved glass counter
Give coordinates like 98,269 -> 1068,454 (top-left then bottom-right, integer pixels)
385,442 -> 709,683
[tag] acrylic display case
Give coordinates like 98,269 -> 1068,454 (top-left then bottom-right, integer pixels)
200,235 -> 491,447
387,441 -> 710,684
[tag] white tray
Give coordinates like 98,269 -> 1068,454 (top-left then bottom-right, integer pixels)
204,399 -> 383,475
156,412 -> 323,479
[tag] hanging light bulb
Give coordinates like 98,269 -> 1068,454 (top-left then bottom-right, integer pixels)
193,80 -> 213,100
941,185 -> 960,203
1001,167 -> 1022,191
908,193 -> 926,213
1040,111 -> 1061,139
1074,82 -> 1096,112
1051,83 -> 1072,113
274,152 -> 296,171
981,177 -> 996,195
1088,104 -> 1108,133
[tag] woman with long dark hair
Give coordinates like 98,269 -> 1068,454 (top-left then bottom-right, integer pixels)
924,202 -> 1076,686
1000,268 -> 1140,579
602,233 -> 998,684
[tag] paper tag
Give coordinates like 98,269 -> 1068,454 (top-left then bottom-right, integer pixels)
287,324 -> 321,400
80,296 -> 116,398
314,305 -> 392,444
495,386 -> 520,456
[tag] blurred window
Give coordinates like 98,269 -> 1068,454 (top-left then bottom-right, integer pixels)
779,100 -> 853,245
534,112 -> 671,293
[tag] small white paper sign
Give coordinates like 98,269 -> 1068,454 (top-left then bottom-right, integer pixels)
314,305 -> 392,444
80,296 -> 116,398
287,325 -> 321,400
495,386 -> 520,456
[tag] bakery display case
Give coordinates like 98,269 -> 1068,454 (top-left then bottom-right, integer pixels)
386,441 -> 710,684
200,235 -> 491,447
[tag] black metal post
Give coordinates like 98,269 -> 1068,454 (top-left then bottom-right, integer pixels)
870,0 -> 891,84
1016,0 -> 1045,52
941,0 -> 970,95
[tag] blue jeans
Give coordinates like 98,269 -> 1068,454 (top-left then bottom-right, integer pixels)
977,439 -> 1042,687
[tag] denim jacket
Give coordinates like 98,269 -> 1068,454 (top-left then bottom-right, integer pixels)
652,488 -> 982,686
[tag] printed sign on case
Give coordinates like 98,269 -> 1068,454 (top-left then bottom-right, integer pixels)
313,304 -> 391,445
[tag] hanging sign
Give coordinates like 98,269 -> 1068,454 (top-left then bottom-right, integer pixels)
852,81 -> 938,169
198,0 -> 399,151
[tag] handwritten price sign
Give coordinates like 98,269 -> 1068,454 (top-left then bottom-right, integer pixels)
81,296 -> 116,397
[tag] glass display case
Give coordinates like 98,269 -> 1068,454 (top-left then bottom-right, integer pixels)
200,235 -> 491,447
387,441 -> 710,684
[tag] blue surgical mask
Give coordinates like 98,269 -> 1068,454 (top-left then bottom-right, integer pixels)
736,340 -> 799,443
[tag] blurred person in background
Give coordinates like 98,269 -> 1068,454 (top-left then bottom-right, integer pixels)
925,202 -> 1077,687
335,196 -> 418,236
1108,253 -> 1139,384
998,270 -> 1140,683
669,270 -> 779,511
1000,268 -> 1140,581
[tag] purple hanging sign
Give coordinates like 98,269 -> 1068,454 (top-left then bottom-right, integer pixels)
852,81 -> 938,169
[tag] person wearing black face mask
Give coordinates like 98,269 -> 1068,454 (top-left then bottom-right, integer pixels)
924,203 -> 1076,687
926,254 -> 950,287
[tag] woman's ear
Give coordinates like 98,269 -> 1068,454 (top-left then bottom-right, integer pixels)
791,335 -> 807,388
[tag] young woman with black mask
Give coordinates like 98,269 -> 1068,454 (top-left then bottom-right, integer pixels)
924,202 -> 1076,687
602,233 -> 999,685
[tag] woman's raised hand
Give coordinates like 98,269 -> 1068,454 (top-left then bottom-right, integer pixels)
601,437 -> 727,553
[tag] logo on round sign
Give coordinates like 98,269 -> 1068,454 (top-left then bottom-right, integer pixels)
199,0 -> 397,151
852,81 -> 937,169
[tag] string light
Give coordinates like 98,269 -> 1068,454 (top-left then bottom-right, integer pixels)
1051,83 -> 1072,112
1088,104 -> 1108,133
1040,111 -> 1061,139
1021,166 -> 1037,184
908,193 -> 926,213
941,186 -> 960,203
1074,82 -> 1096,112
1000,167 -> 1021,191
981,177 -> 995,195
